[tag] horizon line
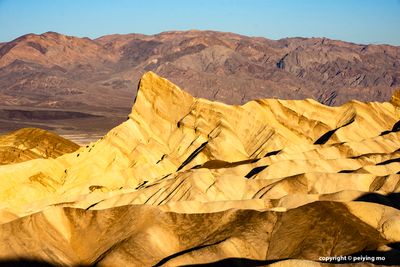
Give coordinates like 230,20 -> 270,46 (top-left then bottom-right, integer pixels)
2,29 -> 399,47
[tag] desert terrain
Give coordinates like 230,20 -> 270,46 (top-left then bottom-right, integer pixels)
0,72 -> 399,266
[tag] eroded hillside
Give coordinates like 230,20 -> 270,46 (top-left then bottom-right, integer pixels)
0,128 -> 79,165
0,72 -> 399,266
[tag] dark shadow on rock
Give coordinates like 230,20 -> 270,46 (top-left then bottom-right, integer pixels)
179,258 -> 282,267
338,169 -> 356,173
245,165 -> 268,179
376,157 -> 400,165
314,115 -> 355,145
380,120 -> 400,136
264,150 -> 281,157
195,158 -> 260,170
314,128 -> 337,145
177,141 -> 208,171
355,192 -> 400,210
387,242 -> 400,251
153,239 -> 229,267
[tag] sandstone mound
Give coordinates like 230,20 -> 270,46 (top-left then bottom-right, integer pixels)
0,72 -> 399,266
0,128 -> 79,165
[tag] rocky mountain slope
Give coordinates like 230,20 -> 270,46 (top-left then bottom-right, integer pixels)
0,72 -> 399,266
0,128 -> 79,165
0,31 -> 399,137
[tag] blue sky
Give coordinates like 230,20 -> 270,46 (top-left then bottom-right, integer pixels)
0,0 -> 399,45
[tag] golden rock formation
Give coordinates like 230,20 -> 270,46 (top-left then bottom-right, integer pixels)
391,89 -> 400,107
0,128 -> 79,165
0,72 -> 399,266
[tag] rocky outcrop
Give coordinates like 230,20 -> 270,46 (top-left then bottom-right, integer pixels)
0,72 -> 399,266
0,128 -> 79,165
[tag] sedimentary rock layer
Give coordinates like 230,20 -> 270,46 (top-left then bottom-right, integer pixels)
0,128 -> 79,165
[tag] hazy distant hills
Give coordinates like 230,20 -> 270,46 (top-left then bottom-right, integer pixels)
0,30 -> 399,136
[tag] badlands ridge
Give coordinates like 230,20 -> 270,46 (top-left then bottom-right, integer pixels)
0,72 -> 399,266
0,128 -> 79,165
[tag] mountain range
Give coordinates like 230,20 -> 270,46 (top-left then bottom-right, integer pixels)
0,30 -> 399,140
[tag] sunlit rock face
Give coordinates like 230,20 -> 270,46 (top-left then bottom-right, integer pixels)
0,72 -> 399,266
0,128 -> 79,165
392,89 -> 400,107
